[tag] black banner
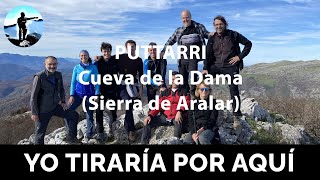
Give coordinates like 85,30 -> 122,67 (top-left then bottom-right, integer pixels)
1,145 -> 319,177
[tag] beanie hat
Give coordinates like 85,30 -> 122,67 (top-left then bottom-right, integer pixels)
79,49 -> 90,57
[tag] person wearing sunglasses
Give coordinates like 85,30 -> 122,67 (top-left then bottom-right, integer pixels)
184,81 -> 218,144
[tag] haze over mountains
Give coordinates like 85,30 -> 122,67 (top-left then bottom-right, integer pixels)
0,53 -> 77,70
0,53 -> 76,116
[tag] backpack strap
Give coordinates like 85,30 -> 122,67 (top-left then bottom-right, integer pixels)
229,30 -> 243,71
205,34 -> 215,69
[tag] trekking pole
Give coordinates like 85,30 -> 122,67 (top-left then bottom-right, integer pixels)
193,111 -> 200,145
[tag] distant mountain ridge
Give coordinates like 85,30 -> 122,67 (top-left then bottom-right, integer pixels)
0,53 -> 78,70
241,60 -> 320,98
0,63 -> 36,81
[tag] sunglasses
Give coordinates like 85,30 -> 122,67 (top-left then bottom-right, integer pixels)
199,87 -> 209,92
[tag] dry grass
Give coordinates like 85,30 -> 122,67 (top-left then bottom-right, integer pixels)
0,112 -> 65,144
256,96 -> 320,139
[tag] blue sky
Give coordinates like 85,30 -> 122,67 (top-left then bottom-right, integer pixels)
1,0 -> 320,66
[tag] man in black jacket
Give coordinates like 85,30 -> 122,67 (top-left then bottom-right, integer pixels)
30,56 -> 79,144
94,42 -> 119,140
118,40 -> 143,142
203,15 -> 252,130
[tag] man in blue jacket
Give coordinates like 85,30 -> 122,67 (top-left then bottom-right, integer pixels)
143,42 -> 167,102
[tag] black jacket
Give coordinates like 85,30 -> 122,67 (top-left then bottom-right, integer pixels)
204,29 -> 252,70
188,97 -> 218,133
117,54 -> 143,83
30,70 -> 65,115
94,55 -> 119,94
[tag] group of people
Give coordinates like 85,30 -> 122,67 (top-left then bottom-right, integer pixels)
30,10 -> 252,145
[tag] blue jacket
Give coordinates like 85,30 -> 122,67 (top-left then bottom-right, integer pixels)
70,63 -> 100,98
143,56 -> 167,87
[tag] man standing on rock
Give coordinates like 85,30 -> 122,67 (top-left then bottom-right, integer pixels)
118,40 -> 143,142
30,56 -> 79,145
94,42 -> 119,141
161,9 -> 212,98
203,15 -> 252,130
17,12 -> 38,41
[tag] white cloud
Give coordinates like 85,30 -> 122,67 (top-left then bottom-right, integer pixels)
0,0 -> 179,36
245,43 -> 320,66
0,0 -> 175,18
281,0 -> 312,4
233,13 -> 241,19
252,40 -> 289,45
0,0 -> 184,58
0,29 -> 173,61
259,31 -> 320,41
190,0 -> 240,7
1,0 -> 320,65
246,9 -> 274,17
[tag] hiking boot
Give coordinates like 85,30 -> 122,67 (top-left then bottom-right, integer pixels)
108,124 -> 114,136
128,131 -> 136,142
82,135 -> 92,144
233,116 -> 242,130
64,136 -> 81,145
96,133 -> 105,141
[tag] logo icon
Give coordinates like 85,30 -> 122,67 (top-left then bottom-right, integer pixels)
4,6 -> 44,47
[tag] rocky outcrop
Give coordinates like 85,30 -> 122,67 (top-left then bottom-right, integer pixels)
255,121 -> 318,144
241,96 -> 273,122
18,97 -> 319,145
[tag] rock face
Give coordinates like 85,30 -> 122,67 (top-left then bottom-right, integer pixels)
18,97 -> 319,145
276,123 -> 317,144
241,97 -> 273,122
19,40 -> 30,47
255,121 -> 318,144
